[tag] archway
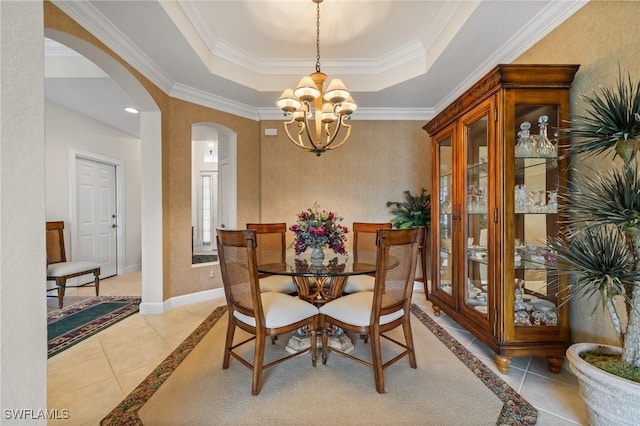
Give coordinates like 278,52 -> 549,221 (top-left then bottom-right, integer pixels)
191,122 -> 238,266
44,29 -> 164,313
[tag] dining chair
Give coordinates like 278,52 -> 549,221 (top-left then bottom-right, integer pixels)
343,222 -> 392,294
216,229 -> 319,395
46,221 -> 101,308
319,227 -> 420,393
246,223 -> 297,295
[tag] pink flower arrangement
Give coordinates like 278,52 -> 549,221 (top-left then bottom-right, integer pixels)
290,205 -> 348,255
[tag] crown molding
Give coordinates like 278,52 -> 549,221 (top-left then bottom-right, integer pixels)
52,0 -> 174,94
170,83 -> 260,121
500,0 -> 589,64
171,83 -> 432,122
432,0 -> 588,114
212,39 -> 426,78
257,107 -> 433,122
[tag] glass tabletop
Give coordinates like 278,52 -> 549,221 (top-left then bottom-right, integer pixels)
257,250 -> 377,277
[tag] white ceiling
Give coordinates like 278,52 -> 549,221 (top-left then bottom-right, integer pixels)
45,0 -> 587,137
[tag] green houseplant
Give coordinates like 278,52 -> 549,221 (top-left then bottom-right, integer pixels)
386,188 -> 431,229
387,189 -> 432,287
553,69 -> 640,425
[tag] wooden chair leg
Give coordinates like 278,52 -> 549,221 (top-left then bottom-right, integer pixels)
252,332 -> 266,395
370,326 -> 385,394
311,315 -> 319,367
94,271 -> 100,296
310,330 -> 317,367
57,278 -> 66,309
403,319 -> 417,368
321,325 -> 329,365
222,316 -> 236,369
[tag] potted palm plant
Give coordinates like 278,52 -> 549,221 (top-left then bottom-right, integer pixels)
387,188 -> 431,288
553,69 -> 640,425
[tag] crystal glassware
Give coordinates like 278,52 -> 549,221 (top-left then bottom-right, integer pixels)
536,115 -> 556,157
515,121 -> 534,157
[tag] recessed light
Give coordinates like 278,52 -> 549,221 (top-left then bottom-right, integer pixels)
124,107 -> 139,114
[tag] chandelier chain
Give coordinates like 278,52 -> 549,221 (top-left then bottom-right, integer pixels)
315,0 -> 321,73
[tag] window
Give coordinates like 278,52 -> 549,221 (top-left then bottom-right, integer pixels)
201,173 -> 213,245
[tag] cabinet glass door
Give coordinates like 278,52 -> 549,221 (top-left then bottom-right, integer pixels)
513,105 -> 560,328
463,108 -> 491,318
437,134 -> 453,296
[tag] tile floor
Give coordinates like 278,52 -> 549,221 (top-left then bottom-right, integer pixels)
47,272 -> 588,425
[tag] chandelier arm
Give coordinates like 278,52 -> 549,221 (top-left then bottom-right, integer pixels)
301,102 -> 322,151
323,117 -> 353,151
322,119 -> 342,149
282,115 -> 314,152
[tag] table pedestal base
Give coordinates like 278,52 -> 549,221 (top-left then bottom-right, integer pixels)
285,329 -> 354,354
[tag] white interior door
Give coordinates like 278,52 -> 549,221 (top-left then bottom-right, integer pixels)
76,157 -> 118,278
218,158 -> 236,231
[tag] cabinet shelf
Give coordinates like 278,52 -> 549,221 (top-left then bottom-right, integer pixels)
516,260 -> 557,271
425,63 -> 578,374
514,211 -> 558,215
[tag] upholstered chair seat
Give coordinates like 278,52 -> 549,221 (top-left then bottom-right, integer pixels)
319,291 -> 405,327
217,229 -> 319,395
343,222 -> 392,294
320,228 -> 420,393
234,291 -> 318,328
257,274 -> 297,294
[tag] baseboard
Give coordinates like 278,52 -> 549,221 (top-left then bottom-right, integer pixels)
157,287 -> 226,312
139,302 -> 165,315
123,264 -> 141,274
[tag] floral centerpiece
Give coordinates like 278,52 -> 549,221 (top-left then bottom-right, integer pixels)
289,204 -> 348,258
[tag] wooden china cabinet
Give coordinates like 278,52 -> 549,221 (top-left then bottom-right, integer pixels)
424,64 -> 579,373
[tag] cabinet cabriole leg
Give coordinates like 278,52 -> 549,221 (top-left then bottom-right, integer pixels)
546,356 -> 564,373
495,354 -> 512,374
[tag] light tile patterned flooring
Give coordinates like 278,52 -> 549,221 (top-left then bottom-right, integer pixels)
47,272 -> 588,425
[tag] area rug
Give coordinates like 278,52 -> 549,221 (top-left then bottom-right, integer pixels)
47,296 -> 141,358
101,304 -> 536,425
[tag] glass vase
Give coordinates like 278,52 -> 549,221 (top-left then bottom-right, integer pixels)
310,246 -> 325,264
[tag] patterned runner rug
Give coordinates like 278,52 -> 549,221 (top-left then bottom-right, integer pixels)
47,296 -> 141,358
101,304 -> 536,425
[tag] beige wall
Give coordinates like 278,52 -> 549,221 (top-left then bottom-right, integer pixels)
259,120 -> 430,248
165,99 -> 261,297
515,0 -> 640,345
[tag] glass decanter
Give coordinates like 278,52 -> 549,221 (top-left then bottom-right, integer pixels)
536,115 -> 556,158
515,121 -> 535,157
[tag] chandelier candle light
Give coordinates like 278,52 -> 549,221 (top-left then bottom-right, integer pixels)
276,0 -> 357,157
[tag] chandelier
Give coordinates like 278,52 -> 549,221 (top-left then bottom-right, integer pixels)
276,0 -> 357,157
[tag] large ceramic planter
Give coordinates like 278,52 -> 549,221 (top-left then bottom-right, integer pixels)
567,343 -> 640,425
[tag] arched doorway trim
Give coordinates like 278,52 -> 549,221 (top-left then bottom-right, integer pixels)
44,29 -> 164,313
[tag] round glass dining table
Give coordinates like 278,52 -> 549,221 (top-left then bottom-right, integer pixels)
258,249 -> 377,354
257,250 -> 377,306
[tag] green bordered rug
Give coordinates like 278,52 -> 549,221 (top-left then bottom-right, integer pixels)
101,304 -> 537,425
47,296 -> 141,358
